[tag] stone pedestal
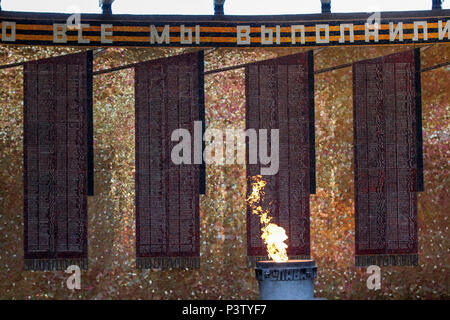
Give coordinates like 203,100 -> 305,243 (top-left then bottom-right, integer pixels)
255,260 -> 317,300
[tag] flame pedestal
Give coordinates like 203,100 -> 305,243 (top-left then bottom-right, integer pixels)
255,260 -> 317,300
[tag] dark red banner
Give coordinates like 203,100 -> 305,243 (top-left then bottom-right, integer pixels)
245,52 -> 315,266
23,51 -> 93,271
353,49 -> 423,266
135,51 -> 203,269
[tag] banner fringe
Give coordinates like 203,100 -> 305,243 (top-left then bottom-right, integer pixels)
24,259 -> 88,271
355,254 -> 418,267
247,255 -> 311,268
136,257 -> 200,270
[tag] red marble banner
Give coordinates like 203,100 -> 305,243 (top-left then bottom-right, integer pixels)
23,51 -> 93,271
353,49 -> 423,266
245,52 -> 315,266
135,51 -> 203,269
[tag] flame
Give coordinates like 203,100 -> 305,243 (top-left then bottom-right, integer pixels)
246,175 -> 288,262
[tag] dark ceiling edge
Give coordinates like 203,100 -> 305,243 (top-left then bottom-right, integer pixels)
0,9 -> 449,22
